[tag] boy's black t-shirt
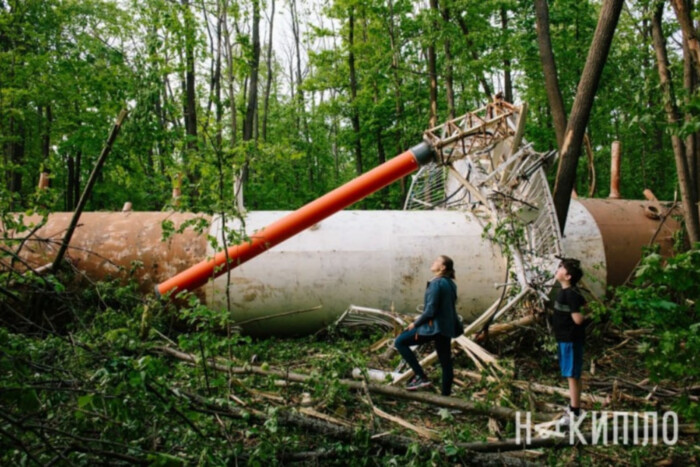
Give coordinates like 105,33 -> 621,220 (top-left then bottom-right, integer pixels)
552,287 -> 586,342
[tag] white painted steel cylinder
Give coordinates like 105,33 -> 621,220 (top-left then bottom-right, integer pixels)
562,200 -> 607,297
205,210 -> 507,336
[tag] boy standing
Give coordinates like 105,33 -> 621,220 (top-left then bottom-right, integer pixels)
552,258 -> 586,427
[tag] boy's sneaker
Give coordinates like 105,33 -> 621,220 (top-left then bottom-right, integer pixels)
406,376 -> 432,391
556,411 -> 573,429
556,409 -> 585,430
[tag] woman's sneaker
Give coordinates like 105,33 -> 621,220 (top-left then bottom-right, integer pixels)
406,376 -> 432,391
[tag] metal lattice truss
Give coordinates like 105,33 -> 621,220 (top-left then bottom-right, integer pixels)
396,99 -> 563,381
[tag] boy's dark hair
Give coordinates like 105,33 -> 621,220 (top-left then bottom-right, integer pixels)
559,257 -> 583,286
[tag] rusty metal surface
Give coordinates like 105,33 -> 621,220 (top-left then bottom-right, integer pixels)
3,212 -> 210,294
576,199 -> 681,286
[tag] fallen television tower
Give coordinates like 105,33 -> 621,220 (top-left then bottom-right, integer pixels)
6,99 -> 681,336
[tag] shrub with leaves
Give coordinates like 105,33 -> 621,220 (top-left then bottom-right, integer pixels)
597,247 -> 700,423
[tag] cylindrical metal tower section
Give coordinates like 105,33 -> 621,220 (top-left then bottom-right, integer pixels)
561,200 -> 608,297
205,210 -> 506,336
569,198 -> 681,289
3,202 -> 681,336
156,143 -> 435,297
4,212 -> 210,297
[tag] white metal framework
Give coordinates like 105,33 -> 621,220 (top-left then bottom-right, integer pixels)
396,98 -> 563,381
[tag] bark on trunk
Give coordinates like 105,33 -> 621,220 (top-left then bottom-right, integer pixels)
262,0 -> 276,142
243,0 -> 260,143
348,7 -> 363,175
387,0 -> 406,197
223,0 -> 237,146
552,0 -> 624,234
651,4 -> 700,243
534,0 -> 567,151
683,26 -> 699,201
42,105 -> 51,164
456,16 -> 492,99
182,0 -> 198,154
671,0 -> 700,77
428,0 -> 439,128
441,2 -> 455,119
501,6 -> 513,104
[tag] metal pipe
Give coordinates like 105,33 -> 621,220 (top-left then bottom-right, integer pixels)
155,142 -> 436,297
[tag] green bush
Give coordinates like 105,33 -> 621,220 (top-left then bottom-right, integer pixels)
597,247 -> 700,423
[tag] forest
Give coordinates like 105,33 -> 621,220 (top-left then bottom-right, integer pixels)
1,0 -> 700,465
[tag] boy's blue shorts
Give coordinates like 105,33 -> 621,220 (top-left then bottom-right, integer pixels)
558,341 -> 583,379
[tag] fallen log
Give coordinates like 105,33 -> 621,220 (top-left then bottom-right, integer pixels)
154,345 -> 551,422
182,390 -> 539,466
458,370 -> 607,405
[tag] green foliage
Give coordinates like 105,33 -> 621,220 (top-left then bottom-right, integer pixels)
595,247 -> 700,423
0,0 -> 692,214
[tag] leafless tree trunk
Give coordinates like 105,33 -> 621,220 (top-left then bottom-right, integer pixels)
534,0 -> 567,151
552,0 -> 624,233
651,4 -> 700,243
348,7 -> 363,175
428,0 -> 439,128
262,0 -> 276,142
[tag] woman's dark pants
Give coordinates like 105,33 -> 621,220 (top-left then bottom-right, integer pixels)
394,328 -> 453,396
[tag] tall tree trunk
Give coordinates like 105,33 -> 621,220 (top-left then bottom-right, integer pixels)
671,0 -> 700,77
440,2 -> 455,119
501,6 -> 513,104
290,0 -> 304,135
243,0 -> 260,143
455,15 -> 492,100
683,24 -> 699,201
348,7 -> 363,175
42,105 -> 51,164
66,155 -> 74,210
240,0 -> 260,189
552,0 -> 624,234
182,0 -> 198,155
8,118 -> 23,199
215,0 -> 223,149
74,150 -> 81,210
428,0 -> 439,128
223,0 -> 237,146
372,80 -> 388,207
262,0 -> 276,142
534,0 -> 567,151
651,4 -> 700,243
387,0 -> 406,197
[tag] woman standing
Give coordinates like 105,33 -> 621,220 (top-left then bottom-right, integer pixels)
394,255 -> 461,396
